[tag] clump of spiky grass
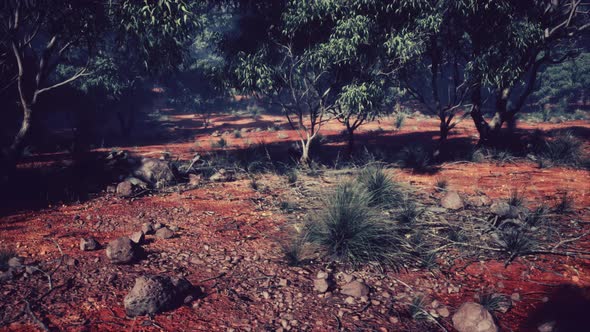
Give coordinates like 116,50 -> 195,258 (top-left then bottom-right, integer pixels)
495,228 -> 536,264
524,206 -> 548,227
554,192 -> 574,214
434,178 -> 448,192
286,169 -> 298,184
398,198 -> 421,225
282,232 -> 309,267
541,131 -> 582,166
307,182 -> 406,267
508,189 -> 525,208
408,296 -> 430,321
356,166 -> 402,207
479,293 -> 511,313
0,249 -> 15,271
400,146 -> 432,171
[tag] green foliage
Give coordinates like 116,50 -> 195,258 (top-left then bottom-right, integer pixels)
533,53 -> 590,108
356,166 -> 402,207
307,182 -> 405,267
538,132 -> 583,167
400,146 -> 432,171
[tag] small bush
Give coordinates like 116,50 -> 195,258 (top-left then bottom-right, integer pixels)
398,198 -> 420,225
279,200 -> 297,212
495,228 -> 536,260
0,249 -> 15,271
524,206 -> 548,227
394,113 -> 406,130
508,189 -> 525,208
233,130 -> 242,138
212,138 -> 228,148
554,192 -> 574,213
283,232 -> 309,266
408,296 -> 429,321
357,166 -> 402,207
400,146 -> 431,171
249,177 -> 259,191
307,182 -> 405,267
434,178 -> 448,191
540,132 -> 583,166
479,293 -> 511,313
286,169 -> 298,184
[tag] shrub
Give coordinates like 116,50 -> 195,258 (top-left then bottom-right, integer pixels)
400,146 -> 432,171
508,189 -> 525,208
408,296 -> 429,321
394,113 -> 406,130
540,131 -> 583,166
307,182 -> 405,267
286,169 -> 298,184
434,178 -> 448,191
495,228 -> 536,261
479,293 -> 511,313
233,130 -> 242,138
356,166 -> 402,207
249,177 -> 259,191
0,249 -> 15,271
554,192 -> 574,213
282,232 -> 309,266
398,198 -> 420,225
212,138 -> 228,148
524,206 -> 548,227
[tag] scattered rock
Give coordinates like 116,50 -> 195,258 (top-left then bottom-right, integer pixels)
467,195 -> 492,207
316,271 -> 329,279
188,174 -> 201,186
452,302 -> 498,332
510,293 -> 521,302
537,321 -> 556,332
124,275 -> 194,317
80,237 -> 100,251
314,278 -> 329,293
155,227 -> 175,239
437,306 -> 450,318
132,158 -> 176,189
153,222 -> 163,230
209,169 -> 235,182
7,256 -> 23,268
169,225 -> 180,232
129,231 -> 145,244
106,237 -> 139,264
116,181 -> 134,197
441,191 -> 464,210
340,281 -> 369,298
141,223 -> 155,235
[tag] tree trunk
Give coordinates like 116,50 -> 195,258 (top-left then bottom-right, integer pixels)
346,127 -> 355,158
2,104 -> 33,173
300,139 -> 311,165
469,83 -> 492,145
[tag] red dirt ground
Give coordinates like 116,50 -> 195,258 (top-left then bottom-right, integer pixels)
1,109 -> 589,331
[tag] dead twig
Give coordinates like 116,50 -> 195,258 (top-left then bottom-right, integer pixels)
24,300 -> 49,332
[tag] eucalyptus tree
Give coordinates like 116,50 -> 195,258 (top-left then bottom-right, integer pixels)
0,0 -> 205,169
457,0 -> 590,143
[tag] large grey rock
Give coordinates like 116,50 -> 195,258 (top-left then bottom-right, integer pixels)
129,231 -> 145,245
7,256 -> 23,268
116,181 -> 134,197
490,202 -> 511,217
80,237 -> 100,251
142,222 -> 155,235
155,227 -> 175,239
441,191 -> 464,210
314,278 -> 329,293
124,275 -> 193,317
106,237 -> 139,264
340,281 -> 369,298
452,302 -> 498,332
132,158 -> 175,189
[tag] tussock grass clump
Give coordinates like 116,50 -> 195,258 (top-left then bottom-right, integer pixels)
283,232 -> 309,267
0,249 -> 15,271
398,198 -> 421,225
434,178 -> 448,191
408,296 -> 429,321
400,146 -> 432,171
508,189 -> 525,207
286,169 -> 298,184
212,138 -> 228,148
495,228 -> 536,263
524,206 -> 548,227
307,182 -> 405,267
356,166 -> 402,207
554,192 -> 574,214
479,293 -> 511,313
540,132 -> 583,166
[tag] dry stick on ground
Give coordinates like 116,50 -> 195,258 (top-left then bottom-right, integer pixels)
24,300 -> 49,332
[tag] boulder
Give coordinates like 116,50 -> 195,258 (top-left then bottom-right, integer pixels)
132,158 -> 175,189
129,231 -> 145,245
124,275 -> 194,317
209,168 -> 234,182
155,227 -> 175,239
188,174 -> 201,186
7,256 -> 23,268
116,181 -> 134,197
340,281 -> 369,298
467,195 -> 492,207
80,237 -> 100,251
441,191 -> 464,210
452,302 -> 498,332
106,237 -> 139,264
314,278 -> 329,293
141,223 -> 155,235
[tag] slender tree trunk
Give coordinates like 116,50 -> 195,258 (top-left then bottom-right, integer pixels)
469,83 -> 491,145
346,127 -> 355,158
300,139 -> 311,165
